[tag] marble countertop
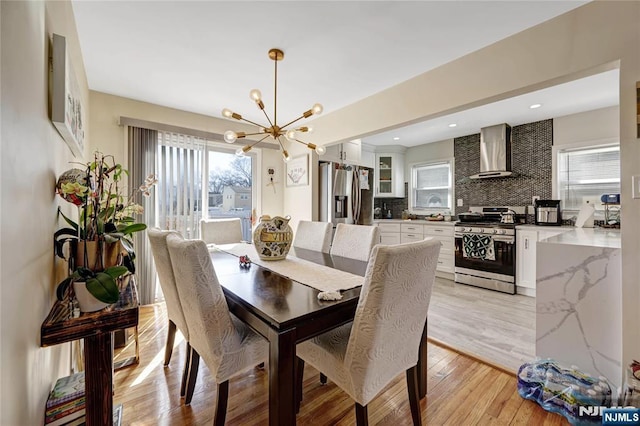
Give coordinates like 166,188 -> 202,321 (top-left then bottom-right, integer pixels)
536,227 -> 621,249
516,224 -> 575,231
374,219 -> 456,226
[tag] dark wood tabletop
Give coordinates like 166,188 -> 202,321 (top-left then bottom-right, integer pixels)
209,245 -> 427,426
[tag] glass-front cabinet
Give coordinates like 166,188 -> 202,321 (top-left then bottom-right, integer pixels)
375,152 -> 405,197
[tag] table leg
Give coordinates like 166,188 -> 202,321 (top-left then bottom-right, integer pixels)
268,328 -> 296,426
84,332 -> 113,426
417,318 -> 428,398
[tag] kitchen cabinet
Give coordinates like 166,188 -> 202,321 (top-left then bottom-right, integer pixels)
516,227 -> 572,296
375,152 -> 405,197
378,222 -> 401,245
323,140 -> 362,165
374,221 -> 454,277
516,230 -> 537,295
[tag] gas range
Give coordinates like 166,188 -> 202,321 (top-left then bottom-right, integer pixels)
455,222 -> 516,236
454,206 -> 526,294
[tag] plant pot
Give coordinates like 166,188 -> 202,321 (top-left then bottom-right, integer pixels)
74,240 -> 121,271
73,281 -> 109,312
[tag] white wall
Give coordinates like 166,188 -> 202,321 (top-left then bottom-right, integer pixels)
554,106 -> 619,146
404,139 -> 454,181
1,1 -> 89,424
308,1 -> 640,376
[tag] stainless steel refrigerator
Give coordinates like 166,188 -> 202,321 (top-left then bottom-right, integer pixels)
319,162 -> 374,226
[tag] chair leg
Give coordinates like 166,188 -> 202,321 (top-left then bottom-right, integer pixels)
406,366 -> 423,426
164,320 -> 177,366
213,380 -> 229,426
296,357 -> 305,413
185,349 -> 200,405
355,403 -> 369,426
180,342 -> 192,397
320,373 -> 327,385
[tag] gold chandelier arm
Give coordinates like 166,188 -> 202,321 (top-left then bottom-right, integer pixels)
279,114 -> 307,130
248,134 -> 271,148
241,131 -> 269,138
236,116 -> 268,129
261,108 -> 275,129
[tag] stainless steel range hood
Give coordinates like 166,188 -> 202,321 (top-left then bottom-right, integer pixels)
469,123 -> 512,179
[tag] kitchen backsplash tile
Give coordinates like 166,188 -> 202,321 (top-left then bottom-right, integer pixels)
454,119 -> 553,216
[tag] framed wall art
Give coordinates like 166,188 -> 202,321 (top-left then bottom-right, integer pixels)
51,33 -> 85,157
286,154 -> 308,187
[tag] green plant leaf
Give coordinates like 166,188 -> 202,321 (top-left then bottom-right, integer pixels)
73,267 -> 96,280
104,265 -> 128,280
57,207 -> 78,231
121,223 -> 147,235
86,273 -> 120,304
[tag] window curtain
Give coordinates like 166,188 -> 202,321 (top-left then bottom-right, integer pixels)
157,131 -> 205,239
128,127 -> 158,305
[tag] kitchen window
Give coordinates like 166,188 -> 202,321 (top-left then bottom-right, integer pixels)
409,159 -> 453,212
556,144 -> 620,211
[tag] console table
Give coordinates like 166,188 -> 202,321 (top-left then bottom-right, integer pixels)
41,277 -> 139,426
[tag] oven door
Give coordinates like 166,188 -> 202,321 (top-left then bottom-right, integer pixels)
454,232 -> 516,277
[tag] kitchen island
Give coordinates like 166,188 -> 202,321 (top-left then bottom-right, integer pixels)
535,227 -> 622,388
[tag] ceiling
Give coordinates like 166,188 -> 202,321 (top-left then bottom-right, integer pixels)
71,1 -> 601,147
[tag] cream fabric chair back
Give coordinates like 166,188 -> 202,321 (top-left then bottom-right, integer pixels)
345,239 -> 440,404
293,220 -> 332,253
147,228 -> 188,340
329,223 -> 380,262
166,234 -> 267,382
200,218 -> 243,245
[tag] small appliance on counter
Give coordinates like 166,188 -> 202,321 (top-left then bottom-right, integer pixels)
534,200 -> 562,226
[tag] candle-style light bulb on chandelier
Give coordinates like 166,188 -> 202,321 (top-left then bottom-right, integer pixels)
221,48 -> 326,162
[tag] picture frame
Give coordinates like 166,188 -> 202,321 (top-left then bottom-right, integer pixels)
286,154 -> 309,187
51,33 -> 85,157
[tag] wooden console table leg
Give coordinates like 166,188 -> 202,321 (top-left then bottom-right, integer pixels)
84,332 -> 113,426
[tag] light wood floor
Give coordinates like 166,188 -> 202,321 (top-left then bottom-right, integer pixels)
113,303 -> 560,425
428,278 -> 536,373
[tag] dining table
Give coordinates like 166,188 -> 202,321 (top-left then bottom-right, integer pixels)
209,244 -> 428,426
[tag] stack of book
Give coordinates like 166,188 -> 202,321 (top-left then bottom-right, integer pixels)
45,372 -> 85,426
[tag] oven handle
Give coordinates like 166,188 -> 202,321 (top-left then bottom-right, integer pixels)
455,233 -> 514,243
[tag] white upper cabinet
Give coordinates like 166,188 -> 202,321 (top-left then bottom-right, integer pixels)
321,139 -> 362,165
375,152 -> 405,197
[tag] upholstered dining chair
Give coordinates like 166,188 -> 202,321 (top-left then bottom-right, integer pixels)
329,223 -> 380,262
200,218 -> 243,245
296,239 -> 441,426
292,220 -> 333,253
166,234 -> 269,424
147,228 -> 192,398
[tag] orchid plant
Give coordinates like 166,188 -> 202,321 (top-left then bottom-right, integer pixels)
54,152 -> 156,303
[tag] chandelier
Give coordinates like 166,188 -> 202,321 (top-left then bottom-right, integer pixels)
221,48 -> 326,162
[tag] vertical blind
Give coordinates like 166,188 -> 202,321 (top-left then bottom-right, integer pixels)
557,145 -> 620,210
128,127 -> 158,305
157,131 -> 205,239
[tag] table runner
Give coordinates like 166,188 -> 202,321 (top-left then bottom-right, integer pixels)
210,243 -> 364,293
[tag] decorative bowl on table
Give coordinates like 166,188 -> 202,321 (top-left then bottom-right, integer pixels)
253,215 -> 293,260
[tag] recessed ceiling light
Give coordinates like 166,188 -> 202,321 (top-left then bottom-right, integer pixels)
393,137 -> 400,141
448,123 -> 457,128
530,103 -> 542,109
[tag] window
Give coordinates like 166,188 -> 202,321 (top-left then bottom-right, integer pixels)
206,150 -> 254,241
557,144 -> 620,211
410,160 -> 453,212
